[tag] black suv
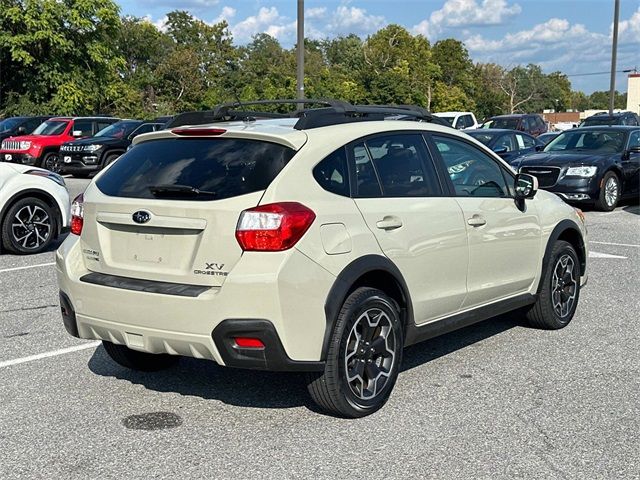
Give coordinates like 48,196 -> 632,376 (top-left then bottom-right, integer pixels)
513,126 -> 640,211
481,114 -> 548,137
580,111 -> 640,127
60,120 -> 164,177
0,116 -> 50,143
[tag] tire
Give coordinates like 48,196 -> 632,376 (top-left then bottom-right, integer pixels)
527,240 -> 581,330
1,197 -> 57,254
41,152 -> 61,173
103,153 -> 120,169
306,287 -> 403,418
596,171 -> 620,211
102,340 -> 178,372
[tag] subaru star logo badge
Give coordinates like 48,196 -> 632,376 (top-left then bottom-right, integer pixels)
132,210 -> 151,224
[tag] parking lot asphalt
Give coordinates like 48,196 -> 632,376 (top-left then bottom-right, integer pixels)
1,177 -> 638,479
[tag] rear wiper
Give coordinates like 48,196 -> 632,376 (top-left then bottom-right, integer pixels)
149,184 -> 216,198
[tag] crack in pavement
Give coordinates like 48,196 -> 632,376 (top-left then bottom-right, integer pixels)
0,304 -> 58,314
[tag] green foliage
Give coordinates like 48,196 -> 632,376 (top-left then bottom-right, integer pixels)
0,1 -> 612,120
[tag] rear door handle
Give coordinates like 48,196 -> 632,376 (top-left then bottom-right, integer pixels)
467,215 -> 487,227
376,216 -> 403,230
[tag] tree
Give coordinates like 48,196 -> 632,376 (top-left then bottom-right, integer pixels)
432,39 -> 474,93
0,0 -> 124,114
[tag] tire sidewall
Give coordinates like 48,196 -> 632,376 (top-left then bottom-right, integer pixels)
331,290 -> 403,416
1,198 -> 56,254
543,242 -> 581,327
43,152 -> 60,173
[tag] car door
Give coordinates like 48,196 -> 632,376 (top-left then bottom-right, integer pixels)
429,134 -> 542,308
349,132 -> 469,324
622,130 -> 640,195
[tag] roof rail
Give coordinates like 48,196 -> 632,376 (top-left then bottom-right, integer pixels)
165,99 -> 348,128
164,99 -> 448,130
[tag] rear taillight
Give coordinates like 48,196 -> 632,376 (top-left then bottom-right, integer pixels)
70,193 -> 84,236
235,202 -> 316,252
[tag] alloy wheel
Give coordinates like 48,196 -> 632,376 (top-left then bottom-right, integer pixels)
45,154 -> 61,173
551,254 -> 577,318
605,176 -> 618,207
11,205 -> 51,250
344,308 -> 397,400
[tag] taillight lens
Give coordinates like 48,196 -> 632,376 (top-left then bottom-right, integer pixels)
70,193 -> 84,236
236,202 -> 316,251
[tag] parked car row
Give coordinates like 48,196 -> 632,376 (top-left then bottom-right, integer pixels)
0,116 -> 169,177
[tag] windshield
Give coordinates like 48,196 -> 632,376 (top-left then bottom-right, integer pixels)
96,138 -> 296,201
483,118 -> 519,129
466,132 -> 495,145
95,121 -> 141,138
438,116 -> 455,126
0,118 -> 22,133
33,120 -> 69,136
544,130 -> 626,153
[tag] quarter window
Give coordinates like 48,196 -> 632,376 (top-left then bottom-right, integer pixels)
433,135 -> 511,198
313,148 -> 350,197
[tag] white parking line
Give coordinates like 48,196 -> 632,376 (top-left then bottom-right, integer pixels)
590,241 -> 640,248
0,262 -> 55,273
0,341 -> 101,369
589,251 -> 627,259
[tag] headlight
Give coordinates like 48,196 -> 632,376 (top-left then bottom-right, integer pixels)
83,144 -> 103,152
24,169 -> 66,187
20,141 -> 31,150
566,166 -> 597,177
448,160 -> 473,174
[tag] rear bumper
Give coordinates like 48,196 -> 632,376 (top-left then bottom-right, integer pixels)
55,235 -> 335,371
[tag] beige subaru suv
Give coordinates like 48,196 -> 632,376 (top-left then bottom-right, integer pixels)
56,101 -> 588,417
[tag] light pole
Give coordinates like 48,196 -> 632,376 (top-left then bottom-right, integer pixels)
608,0 -> 620,115
296,0 -> 305,110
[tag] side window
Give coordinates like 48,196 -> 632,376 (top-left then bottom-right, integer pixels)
72,120 -> 93,137
352,143 -> 382,197
464,115 -> 474,128
628,131 -> 640,149
517,134 -> 536,149
24,118 -> 43,132
362,133 -> 441,197
313,148 -> 350,197
454,116 -> 465,129
131,124 -> 155,137
433,135 -> 511,198
97,121 -> 113,132
496,134 -> 516,152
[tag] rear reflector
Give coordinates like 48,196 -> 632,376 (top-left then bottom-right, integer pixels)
171,127 -> 226,136
234,337 -> 265,349
70,193 -> 84,236
236,202 -> 316,251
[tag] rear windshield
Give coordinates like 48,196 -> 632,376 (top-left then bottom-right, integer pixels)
484,118 -> 519,129
581,116 -> 619,126
466,132 -> 495,145
96,138 -> 296,201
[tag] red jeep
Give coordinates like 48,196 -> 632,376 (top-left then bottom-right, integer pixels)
1,117 -> 119,171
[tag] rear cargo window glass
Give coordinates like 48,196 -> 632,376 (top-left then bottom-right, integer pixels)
96,138 -> 296,201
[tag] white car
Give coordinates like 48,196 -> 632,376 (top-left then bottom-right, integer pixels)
56,101 -> 587,417
0,163 -> 70,254
434,111 -> 480,130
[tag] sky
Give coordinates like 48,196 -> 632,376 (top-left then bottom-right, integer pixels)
116,0 -> 640,94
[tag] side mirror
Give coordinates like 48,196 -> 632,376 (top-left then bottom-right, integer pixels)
515,173 -> 538,199
493,146 -> 508,155
72,130 -> 83,137
17,126 -> 27,135
535,145 -> 544,151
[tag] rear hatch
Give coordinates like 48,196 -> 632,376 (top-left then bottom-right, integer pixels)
80,135 -> 298,287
